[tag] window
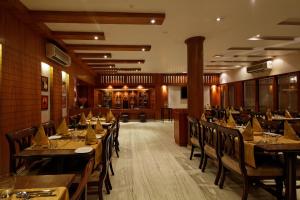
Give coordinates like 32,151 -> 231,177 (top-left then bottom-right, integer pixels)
228,85 -> 235,107
244,80 -> 255,111
259,77 -> 273,112
278,74 -> 298,112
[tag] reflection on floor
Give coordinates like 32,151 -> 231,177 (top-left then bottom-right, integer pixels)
88,121 -> 294,200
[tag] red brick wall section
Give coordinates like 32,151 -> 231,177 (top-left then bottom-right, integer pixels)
0,7 -> 96,173
0,9 -> 42,173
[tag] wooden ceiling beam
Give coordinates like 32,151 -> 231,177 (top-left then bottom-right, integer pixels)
52,31 -> 105,40
29,11 -> 165,25
264,47 -> 300,51
83,59 -> 145,64
68,44 -> 151,51
76,53 -> 112,58
90,64 -> 115,68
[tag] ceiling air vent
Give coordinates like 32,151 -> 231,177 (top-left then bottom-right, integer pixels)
247,61 -> 273,73
46,43 -> 71,67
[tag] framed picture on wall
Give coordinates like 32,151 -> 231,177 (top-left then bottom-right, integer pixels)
41,76 -> 48,91
41,95 -> 48,110
62,81 -> 67,94
62,96 -> 67,108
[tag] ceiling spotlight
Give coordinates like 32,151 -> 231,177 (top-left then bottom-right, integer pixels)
104,55 -> 108,59
216,17 -> 223,22
142,48 -> 146,51
94,36 -> 99,40
109,65 -> 112,68
138,61 -> 141,64
150,19 -> 156,24
214,55 -> 223,58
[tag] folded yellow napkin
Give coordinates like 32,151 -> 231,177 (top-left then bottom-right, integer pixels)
285,110 -> 292,118
226,107 -> 230,117
80,113 -> 87,125
87,111 -> 93,119
252,117 -> 263,132
227,113 -> 236,128
106,110 -> 115,122
201,113 -> 207,121
239,107 -> 243,112
34,125 -> 49,146
56,118 -> 68,135
95,119 -> 104,134
266,109 -> 273,121
283,121 -> 300,140
85,125 -> 98,145
242,122 -> 254,141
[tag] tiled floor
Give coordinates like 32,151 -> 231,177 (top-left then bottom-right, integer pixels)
88,121 -> 287,200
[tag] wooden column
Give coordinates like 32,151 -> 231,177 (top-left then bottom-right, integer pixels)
185,36 -> 205,119
297,72 -> 300,112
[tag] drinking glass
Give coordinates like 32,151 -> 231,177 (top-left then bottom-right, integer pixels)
0,173 -> 16,199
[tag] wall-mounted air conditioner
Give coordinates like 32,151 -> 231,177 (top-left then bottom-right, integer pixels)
46,43 -> 71,67
247,61 -> 272,73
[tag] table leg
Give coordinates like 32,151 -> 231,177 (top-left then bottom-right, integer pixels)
284,152 -> 297,200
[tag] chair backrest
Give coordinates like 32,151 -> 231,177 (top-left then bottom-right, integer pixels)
5,127 -> 37,173
99,124 -> 114,177
42,120 -> 56,136
187,116 -> 199,139
70,158 -> 95,200
218,125 -> 246,175
201,120 -> 218,150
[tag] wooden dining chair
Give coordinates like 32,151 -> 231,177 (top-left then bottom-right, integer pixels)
6,127 -> 39,174
112,116 -> 120,158
87,125 -> 114,200
188,116 -> 204,169
218,126 -> 284,200
42,120 -> 56,136
70,158 -> 95,200
200,120 -> 221,185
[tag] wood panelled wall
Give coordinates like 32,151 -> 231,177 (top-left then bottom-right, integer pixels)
0,7 -> 95,173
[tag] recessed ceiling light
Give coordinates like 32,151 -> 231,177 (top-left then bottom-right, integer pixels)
214,55 -> 224,58
104,55 -> 107,59
109,65 -> 112,68
94,36 -> 99,40
216,17 -> 223,22
138,61 -> 141,64
256,34 -> 260,38
142,48 -> 146,51
150,19 -> 156,24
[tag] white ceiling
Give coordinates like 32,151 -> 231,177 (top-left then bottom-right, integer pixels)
20,0 -> 300,73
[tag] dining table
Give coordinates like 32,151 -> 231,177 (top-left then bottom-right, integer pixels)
13,174 -> 75,200
14,130 -> 104,172
241,134 -> 300,200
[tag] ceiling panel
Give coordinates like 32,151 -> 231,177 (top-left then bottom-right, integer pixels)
20,0 -> 300,73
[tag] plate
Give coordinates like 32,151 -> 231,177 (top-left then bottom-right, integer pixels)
48,135 -> 62,140
96,134 -> 105,139
74,146 -> 93,153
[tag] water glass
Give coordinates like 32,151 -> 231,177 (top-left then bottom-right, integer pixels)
0,174 -> 16,199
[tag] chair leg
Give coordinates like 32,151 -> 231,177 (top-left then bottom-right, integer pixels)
115,147 -> 119,158
105,178 -> 110,194
110,162 -> 115,176
242,177 -> 249,200
219,166 -> 226,189
275,177 -> 283,200
199,151 -> 204,169
98,175 -> 104,200
190,145 -> 195,160
214,161 -> 222,185
106,173 -> 112,190
201,153 -> 208,172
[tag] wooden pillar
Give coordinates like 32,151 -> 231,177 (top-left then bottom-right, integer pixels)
273,76 -> 278,111
297,72 -> 300,112
185,36 -> 205,119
